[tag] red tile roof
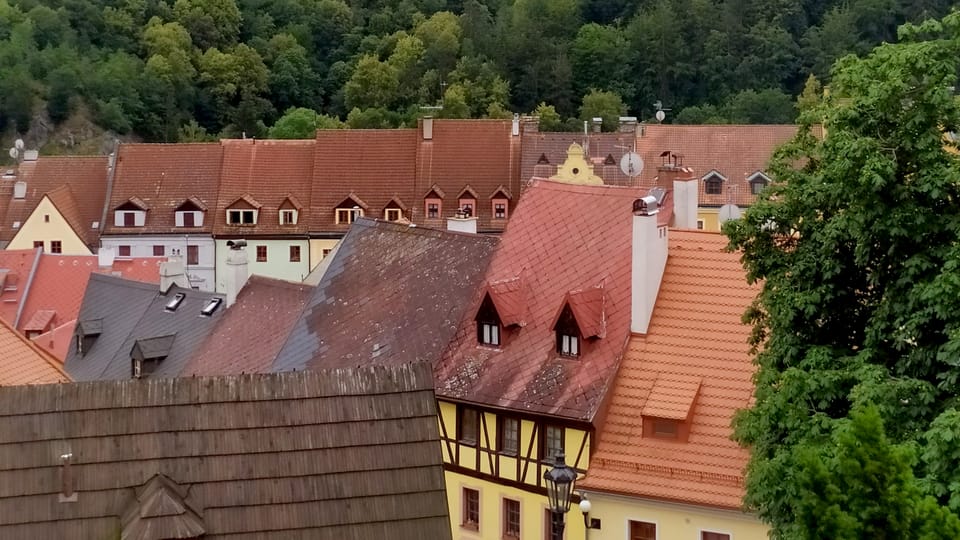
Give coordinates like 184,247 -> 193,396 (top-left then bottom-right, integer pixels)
521,131 -> 640,187
183,275 -> 314,375
414,120 -> 522,232
0,249 -> 41,326
435,180 -> 644,421
0,156 -> 108,246
635,125 -> 798,207
0,316 -> 69,385
214,139 -> 316,236
580,230 -> 759,509
44,184 -> 98,246
563,285 -> 606,339
311,130 -> 419,233
485,277 -> 529,327
30,319 -> 76,362
104,143 -> 223,235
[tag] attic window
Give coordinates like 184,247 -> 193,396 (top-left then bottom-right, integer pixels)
537,153 -> 550,165
475,294 -> 502,347
336,207 -> 363,224
749,171 -> 771,195
385,208 -> 402,221
554,305 -> 580,358
227,209 -> 256,225
702,171 -> 726,195
653,419 -> 678,438
164,293 -> 186,312
200,298 -> 222,316
604,154 -> 616,165
280,209 -> 297,225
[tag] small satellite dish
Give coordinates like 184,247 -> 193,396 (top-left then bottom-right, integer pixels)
718,204 -> 742,223
8,148 -> 17,159
14,139 -> 24,151
620,152 -> 643,177
655,110 -> 666,123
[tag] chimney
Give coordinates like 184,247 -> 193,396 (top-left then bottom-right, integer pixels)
422,116 -> 434,140
631,195 -> 668,334
159,256 -> 191,292
521,115 -> 539,133
97,247 -> 116,268
656,158 -> 698,229
447,208 -> 478,234
618,116 -> 638,133
23,150 -> 38,161
224,240 -> 249,307
591,117 -> 603,133
13,181 -> 26,199
512,113 -> 520,136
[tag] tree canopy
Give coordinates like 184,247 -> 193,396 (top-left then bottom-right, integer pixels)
726,12 -> 960,537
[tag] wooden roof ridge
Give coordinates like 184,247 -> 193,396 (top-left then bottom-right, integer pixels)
121,473 -> 206,540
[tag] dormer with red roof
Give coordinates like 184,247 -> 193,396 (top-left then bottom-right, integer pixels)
175,197 -> 206,228
278,195 -> 302,226
457,186 -> 478,217
551,285 -> 607,358
114,197 -> 148,227
475,276 -> 528,348
223,194 -> 260,226
334,194 -> 367,225
490,186 -> 511,221
423,185 -> 444,221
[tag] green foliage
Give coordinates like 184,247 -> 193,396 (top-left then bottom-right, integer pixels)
531,102 -> 562,131
343,54 -> 398,110
726,12 -> 960,537
723,89 -> 796,124
579,89 -> 625,131
267,106 -> 341,138
172,0 -> 241,50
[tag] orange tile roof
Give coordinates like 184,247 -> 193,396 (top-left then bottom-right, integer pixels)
580,230 -> 759,509
414,120 -> 522,232
435,180 -> 645,421
311,129 -> 419,234
44,184 -> 97,245
0,156 -> 109,246
0,316 -> 69,385
521,131 -> 640,187
0,248 -> 41,326
635,125 -> 798,207
104,143 -> 223,235
30,319 -> 76,362
214,139 -> 316,236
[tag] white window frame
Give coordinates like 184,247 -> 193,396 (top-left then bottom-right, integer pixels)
280,209 -> 297,225
336,207 -> 363,224
696,219 -> 705,230
560,333 -> 578,356
227,209 -> 257,225
385,208 -> 402,221
480,322 -> 500,346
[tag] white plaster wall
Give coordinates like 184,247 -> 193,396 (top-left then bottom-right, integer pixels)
214,239 -> 310,293
100,234 -> 216,291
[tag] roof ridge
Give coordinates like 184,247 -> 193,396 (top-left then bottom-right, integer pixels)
0,315 -> 70,380
243,274 -> 314,291
88,272 -> 162,291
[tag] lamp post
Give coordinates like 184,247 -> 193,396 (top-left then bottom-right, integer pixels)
543,452 -> 577,540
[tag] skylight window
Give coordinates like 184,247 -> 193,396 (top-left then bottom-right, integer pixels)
200,298 -> 223,316
164,293 -> 186,312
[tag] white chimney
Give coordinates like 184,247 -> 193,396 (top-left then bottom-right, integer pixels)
673,178 -> 699,229
224,240 -> 249,307
447,210 -> 478,234
422,116 -> 434,140
159,256 -> 191,292
512,113 -> 520,136
631,196 -> 668,334
591,117 -> 603,133
13,181 -> 26,199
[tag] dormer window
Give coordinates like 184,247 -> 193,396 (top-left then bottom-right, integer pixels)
554,305 -> 581,357
280,209 -> 297,225
653,419 -> 678,438
476,294 -> 502,347
335,194 -> 368,225
641,375 -> 701,442
225,194 -> 261,226
175,198 -> 206,227
424,187 -> 444,220
458,186 -> 478,218
490,186 -> 512,221
748,171 -> 771,195
385,208 -> 402,221
279,195 -> 302,225
130,335 -> 175,379
75,318 -> 103,356
114,198 -> 148,227
702,171 -> 727,195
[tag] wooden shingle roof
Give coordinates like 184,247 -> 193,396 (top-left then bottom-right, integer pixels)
0,364 -> 451,539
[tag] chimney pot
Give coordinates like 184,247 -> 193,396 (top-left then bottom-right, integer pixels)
591,117 -> 603,133
422,116 -> 434,140
223,242 -> 249,307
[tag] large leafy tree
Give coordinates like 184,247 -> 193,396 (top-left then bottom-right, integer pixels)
727,12 -> 960,537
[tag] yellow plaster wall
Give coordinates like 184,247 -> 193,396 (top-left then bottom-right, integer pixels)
308,238 -> 339,270
445,469 -> 587,540
550,143 -> 604,185
8,197 -> 91,254
581,490 -> 768,540
697,208 -> 721,232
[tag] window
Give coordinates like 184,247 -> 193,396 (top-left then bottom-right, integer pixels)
385,208 -> 402,221
187,245 -> 199,265
182,212 -> 195,227
541,425 -> 563,460
544,509 -> 561,540
704,175 -> 724,195
118,245 -> 131,257
153,245 -> 165,256
427,202 -> 440,219
164,293 -> 186,312
696,219 -> 705,230
458,406 -> 479,445
123,212 -> 135,227
281,210 -> 296,225
629,520 -> 656,540
503,498 -> 520,539
336,208 -> 362,224
702,532 -> 731,540
322,249 -> 332,258
256,245 -> 267,262
227,209 -> 256,225
558,333 -> 579,357
460,199 -> 476,217
494,201 -> 507,219
290,245 -> 301,262
50,241 -> 62,254
554,305 -> 581,358
479,322 -> 500,346
200,298 -> 223,316
653,418 -> 678,438
498,417 -> 519,455
43,214 -> 50,223
750,179 -> 767,195
33,241 -> 43,250
462,488 -> 480,530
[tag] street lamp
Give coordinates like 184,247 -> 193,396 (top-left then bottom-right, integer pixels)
544,452 -> 577,540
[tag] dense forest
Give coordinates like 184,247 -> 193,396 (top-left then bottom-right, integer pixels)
0,0 -> 954,143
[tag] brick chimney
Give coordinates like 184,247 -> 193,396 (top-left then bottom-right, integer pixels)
655,159 -> 698,230
591,117 -> 603,133
223,240 -> 249,307
631,195 -> 668,334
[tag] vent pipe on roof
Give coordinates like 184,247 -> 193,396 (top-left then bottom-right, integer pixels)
222,240 -> 249,307
631,196 -> 668,334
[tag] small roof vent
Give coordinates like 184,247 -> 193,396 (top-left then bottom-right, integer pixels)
633,196 -> 659,216
11,221 -> 20,229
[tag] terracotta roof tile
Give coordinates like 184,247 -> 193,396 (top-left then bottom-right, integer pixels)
435,180 -> 645,421
0,316 -> 69,385
0,156 -> 109,246
44,185 -> 96,245
635,125 -> 798,207
30,319 -> 76,362
183,275 -> 314,375
22,309 -> 56,333
486,277 -> 528,327
215,140 -> 316,236
521,132 -> 640,187
580,230 -> 759,509
0,249 -> 41,326
564,285 -> 606,339
104,143 -> 223,235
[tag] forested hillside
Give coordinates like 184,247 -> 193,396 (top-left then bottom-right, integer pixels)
0,0 -> 952,145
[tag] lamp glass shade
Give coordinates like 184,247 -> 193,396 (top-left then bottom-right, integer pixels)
543,452 -> 577,513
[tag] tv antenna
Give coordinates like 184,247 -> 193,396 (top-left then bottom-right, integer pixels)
653,101 -> 671,123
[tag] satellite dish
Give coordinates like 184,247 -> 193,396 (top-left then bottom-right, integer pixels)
14,139 -> 24,151
655,110 -> 666,123
718,204 -> 742,223
8,148 -> 17,159
620,152 -> 643,177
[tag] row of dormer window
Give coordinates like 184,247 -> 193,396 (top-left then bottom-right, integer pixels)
476,296 -> 583,358
702,170 -> 770,195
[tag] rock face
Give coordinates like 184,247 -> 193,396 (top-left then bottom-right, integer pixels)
2,108 -> 134,161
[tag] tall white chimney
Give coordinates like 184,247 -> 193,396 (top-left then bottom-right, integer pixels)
631,195 -> 668,334
224,240 -> 249,307
447,209 -> 478,234
98,246 -> 116,268
159,256 -> 191,292
422,116 -> 434,140
673,177 -> 699,229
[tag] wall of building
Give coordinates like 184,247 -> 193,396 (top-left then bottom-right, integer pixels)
215,238 -> 310,292
697,208 -> 721,232
579,490 -> 769,540
101,235 -> 215,291
309,238 -> 340,271
8,198 -> 91,255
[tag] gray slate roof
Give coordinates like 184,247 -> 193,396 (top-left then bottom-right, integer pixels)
0,364 -> 452,540
272,218 -> 499,372
64,273 -> 225,381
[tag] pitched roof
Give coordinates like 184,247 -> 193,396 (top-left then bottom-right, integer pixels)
183,276 -> 314,376
273,218 -> 499,372
0,249 -> 41,326
63,274 -> 224,381
579,230 -> 759,509
0,156 -> 108,245
44,184 -> 100,246
0,364 -> 452,539
103,143 -> 223,235
635,124 -> 798,207
0,316 -> 69,385
214,139 -> 315,237
414,119 -> 521,232
311,130 -> 418,233
521,131 -> 639,187
435,180 -> 644,421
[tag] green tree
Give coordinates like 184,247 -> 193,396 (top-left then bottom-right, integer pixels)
531,102 -> 562,131
343,54 -> 398,110
268,106 -> 341,138
439,84 -> 470,119
413,11 -> 461,75
172,0 -> 241,50
570,23 -> 632,101
722,88 -> 795,123
727,12 -> 960,536
579,89 -> 626,131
